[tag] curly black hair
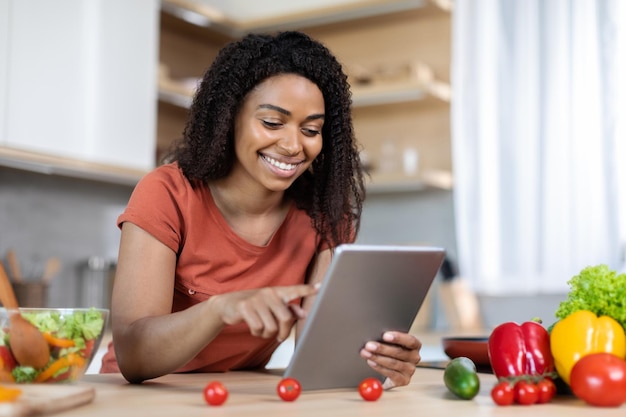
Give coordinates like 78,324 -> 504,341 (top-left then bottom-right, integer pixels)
165,30 -> 365,249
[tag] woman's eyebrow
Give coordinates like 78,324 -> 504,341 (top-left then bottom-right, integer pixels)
258,103 -> 290,115
306,113 -> 325,121
258,104 -> 324,120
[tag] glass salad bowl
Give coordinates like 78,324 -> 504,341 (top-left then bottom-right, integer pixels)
0,308 -> 108,383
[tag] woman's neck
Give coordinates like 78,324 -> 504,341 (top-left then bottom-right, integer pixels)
208,178 -> 287,218
208,179 -> 291,246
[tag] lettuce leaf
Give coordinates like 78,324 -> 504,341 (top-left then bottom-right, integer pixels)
22,308 -> 105,341
554,264 -> 626,329
12,366 -> 38,383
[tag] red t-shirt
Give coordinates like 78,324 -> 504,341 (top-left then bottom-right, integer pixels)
100,163 -> 327,373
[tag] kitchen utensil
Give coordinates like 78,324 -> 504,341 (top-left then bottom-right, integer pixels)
41,257 -> 61,285
0,262 -> 50,368
5,249 -> 22,283
11,282 -> 48,308
0,384 -> 95,417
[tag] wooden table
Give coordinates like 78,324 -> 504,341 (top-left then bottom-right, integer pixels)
40,368 -> 626,416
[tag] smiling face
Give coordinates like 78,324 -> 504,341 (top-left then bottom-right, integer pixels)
231,73 -> 325,193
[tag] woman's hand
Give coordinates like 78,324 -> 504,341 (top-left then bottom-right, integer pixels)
359,331 -> 422,389
210,284 -> 319,342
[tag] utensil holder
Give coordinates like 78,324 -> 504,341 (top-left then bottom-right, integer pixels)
12,282 -> 49,307
77,257 -> 116,309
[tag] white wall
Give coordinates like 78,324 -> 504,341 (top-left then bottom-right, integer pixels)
358,188 -> 457,258
0,167 -> 131,307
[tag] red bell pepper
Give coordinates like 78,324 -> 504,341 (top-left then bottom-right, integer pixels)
487,319 -> 555,381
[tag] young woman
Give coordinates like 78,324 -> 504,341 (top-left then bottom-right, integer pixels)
101,31 -> 422,388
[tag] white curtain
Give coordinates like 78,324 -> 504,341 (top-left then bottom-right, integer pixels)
452,0 -> 626,294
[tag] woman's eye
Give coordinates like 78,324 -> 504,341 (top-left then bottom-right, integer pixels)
261,119 -> 320,137
301,128 -> 321,137
262,120 -> 282,129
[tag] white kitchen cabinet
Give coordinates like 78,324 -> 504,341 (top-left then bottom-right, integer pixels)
1,0 -> 160,180
0,0 -> 8,142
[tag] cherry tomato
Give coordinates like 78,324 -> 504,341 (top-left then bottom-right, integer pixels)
81,339 -> 96,359
203,381 -> 228,406
0,346 -> 18,371
358,377 -> 383,401
491,381 -> 514,406
570,353 -> 626,407
277,377 -> 302,402
536,378 -> 556,404
49,369 -> 73,383
514,380 -> 538,405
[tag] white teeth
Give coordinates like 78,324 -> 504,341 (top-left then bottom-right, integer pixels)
263,155 -> 298,171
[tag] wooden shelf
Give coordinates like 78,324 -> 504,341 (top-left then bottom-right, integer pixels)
366,169 -> 453,194
0,146 -> 147,186
158,88 -> 193,109
158,75 -> 450,109
351,79 -> 450,107
0,143 -> 453,192
160,0 -> 445,39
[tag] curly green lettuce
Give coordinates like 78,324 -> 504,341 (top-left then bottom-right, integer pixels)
554,264 -> 626,330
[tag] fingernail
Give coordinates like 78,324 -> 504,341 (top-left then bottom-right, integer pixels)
383,332 -> 394,342
367,359 -> 377,367
361,349 -> 372,358
314,282 -> 321,290
365,342 -> 377,351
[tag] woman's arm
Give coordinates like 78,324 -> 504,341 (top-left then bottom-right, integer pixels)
112,222 -> 318,383
111,222 -> 223,383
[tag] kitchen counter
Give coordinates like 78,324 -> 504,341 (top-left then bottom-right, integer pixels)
40,369 -> 624,416
87,330 -> 471,375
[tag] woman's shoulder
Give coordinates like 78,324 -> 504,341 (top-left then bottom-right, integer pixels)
143,162 -> 184,181
137,163 -> 195,193
126,163 -> 209,212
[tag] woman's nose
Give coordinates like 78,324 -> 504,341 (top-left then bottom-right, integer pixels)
277,128 -> 303,155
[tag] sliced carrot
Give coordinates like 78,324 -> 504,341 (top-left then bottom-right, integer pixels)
43,332 -> 75,348
0,385 -> 22,402
35,353 -> 85,383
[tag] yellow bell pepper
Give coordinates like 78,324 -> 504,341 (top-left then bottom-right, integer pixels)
550,310 -> 626,384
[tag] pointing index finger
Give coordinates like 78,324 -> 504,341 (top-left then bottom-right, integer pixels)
280,283 -> 321,304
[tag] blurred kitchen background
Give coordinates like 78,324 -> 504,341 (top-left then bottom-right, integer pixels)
1,0 -> 624,332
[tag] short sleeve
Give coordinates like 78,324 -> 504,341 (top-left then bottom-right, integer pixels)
117,164 -> 189,254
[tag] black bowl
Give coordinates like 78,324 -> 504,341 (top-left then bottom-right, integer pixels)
442,336 -> 490,368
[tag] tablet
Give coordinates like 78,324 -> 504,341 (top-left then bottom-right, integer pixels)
283,244 -> 446,390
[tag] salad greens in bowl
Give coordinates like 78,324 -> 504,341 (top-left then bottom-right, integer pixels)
0,307 -> 108,383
